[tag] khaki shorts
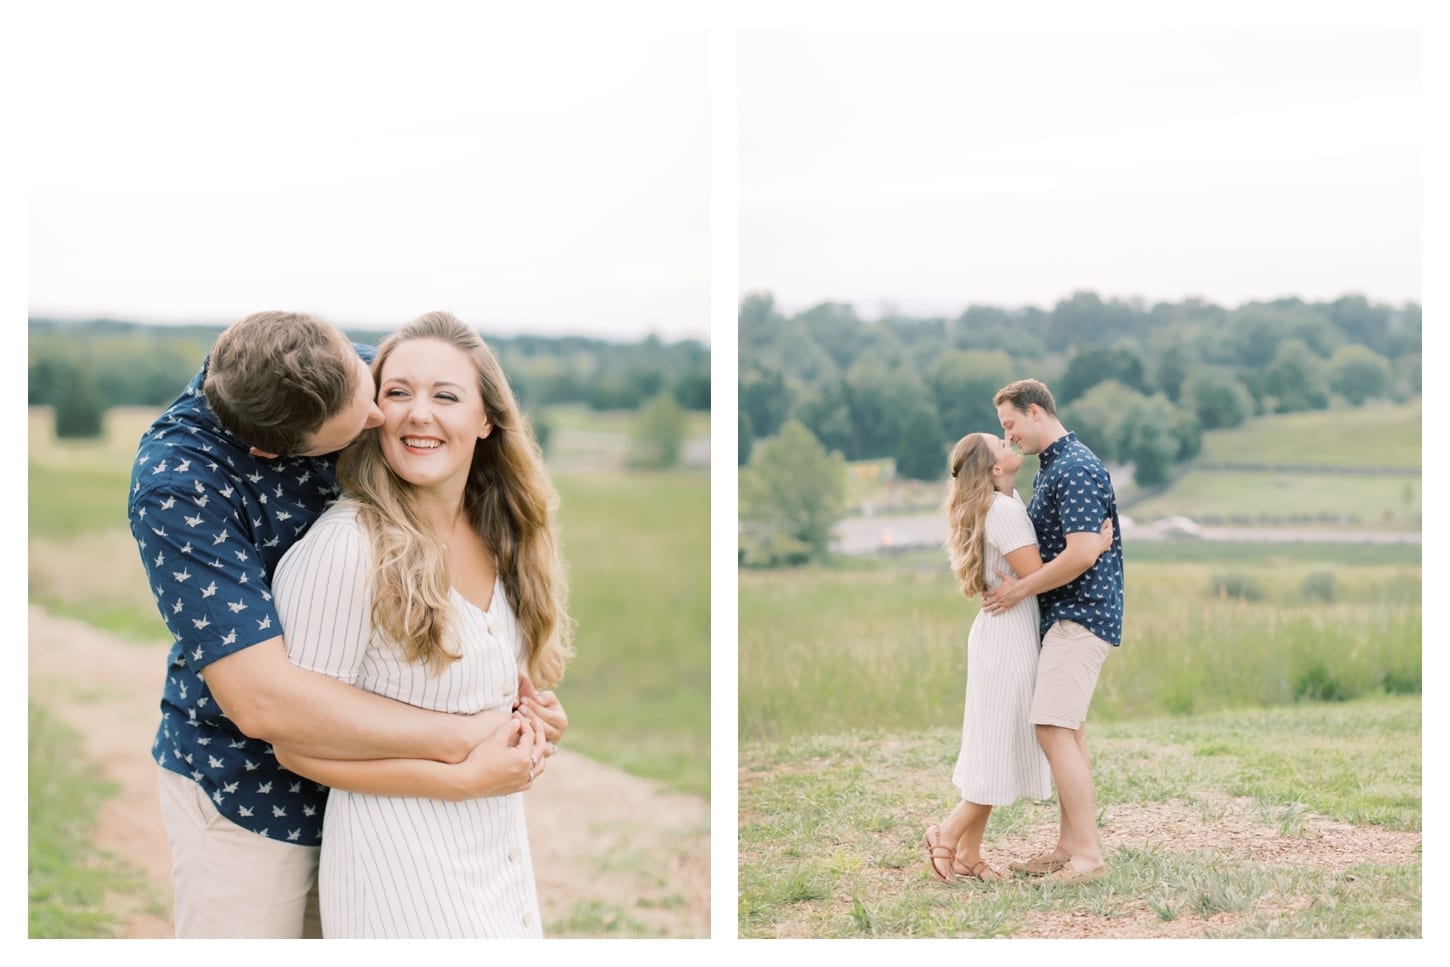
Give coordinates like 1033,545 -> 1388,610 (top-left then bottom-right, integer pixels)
1029,620 -> 1113,729
156,766 -> 322,938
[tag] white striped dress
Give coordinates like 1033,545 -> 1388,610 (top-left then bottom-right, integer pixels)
273,502 -> 542,938
950,491 -> 1054,805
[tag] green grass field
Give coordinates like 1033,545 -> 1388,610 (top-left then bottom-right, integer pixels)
1195,400 -> 1421,469
28,406 -> 710,796
739,694 -> 1420,938
739,547 -> 1420,742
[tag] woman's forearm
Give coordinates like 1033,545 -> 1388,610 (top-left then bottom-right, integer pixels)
275,746 -> 468,800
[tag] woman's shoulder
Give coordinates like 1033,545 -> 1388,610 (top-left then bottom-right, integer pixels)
987,490 -> 1028,512
278,500 -> 366,569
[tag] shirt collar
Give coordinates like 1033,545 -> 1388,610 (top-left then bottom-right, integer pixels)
1038,431 -> 1077,468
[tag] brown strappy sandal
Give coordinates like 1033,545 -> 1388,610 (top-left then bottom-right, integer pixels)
954,858 -> 1006,882
922,825 -> 957,883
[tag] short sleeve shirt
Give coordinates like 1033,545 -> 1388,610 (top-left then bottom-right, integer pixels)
1027,432 -> 1125,646
128,345 -> 373,845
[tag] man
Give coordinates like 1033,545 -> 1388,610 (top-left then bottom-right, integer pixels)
129,311 -> 566,937
980,378 -> 1124,885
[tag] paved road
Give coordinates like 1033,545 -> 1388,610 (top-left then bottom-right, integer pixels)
830,513 -> 1421,556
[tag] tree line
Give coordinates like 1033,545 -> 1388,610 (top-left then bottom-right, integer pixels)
29,317 -> 710,439
739,290 -> 1419,485
738,290 -> 1420,565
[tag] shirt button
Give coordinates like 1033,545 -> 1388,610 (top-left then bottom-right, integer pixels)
508,847 -> 520,862
523,911 -> 533,928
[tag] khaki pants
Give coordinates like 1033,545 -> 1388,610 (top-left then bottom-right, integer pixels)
156,766 -> 322,938
1028,620 -> 1113,729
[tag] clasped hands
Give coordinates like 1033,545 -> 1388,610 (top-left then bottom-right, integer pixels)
455,674 -> 568,797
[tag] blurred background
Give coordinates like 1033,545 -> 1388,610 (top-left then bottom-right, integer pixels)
735,27 -> 1423,939
26,10 -> 709,939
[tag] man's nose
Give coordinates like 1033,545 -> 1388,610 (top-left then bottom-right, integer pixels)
364,403 -> 385,429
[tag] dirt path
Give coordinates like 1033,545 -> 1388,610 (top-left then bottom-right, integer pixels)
27,606 -> 709,938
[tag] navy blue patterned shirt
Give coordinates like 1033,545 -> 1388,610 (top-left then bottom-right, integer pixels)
1027,432 -> 1125,646
128,345 -> 373,845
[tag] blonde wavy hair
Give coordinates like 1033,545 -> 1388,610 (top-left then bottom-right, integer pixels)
336,311 -> 574,686
944,432 -> 1001,599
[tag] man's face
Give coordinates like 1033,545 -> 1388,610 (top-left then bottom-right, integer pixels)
996,402 -> 1042,455
292,355 -> 385,457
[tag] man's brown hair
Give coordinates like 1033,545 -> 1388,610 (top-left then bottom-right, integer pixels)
992,378 -> 1058,417
203,311 -> 358,455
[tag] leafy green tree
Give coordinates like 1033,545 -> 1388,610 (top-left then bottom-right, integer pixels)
1057,343 -> 1149,404
1061,380 -> 1140,463
1327,344 -> 1393,405
1182,366 -> 1254,430
738,409 -> 754,467
739,365 -> 791,441
1266,339 -> 1330,413
627,392 -> 686,470
894,405 -> 947,481
1117,406 -> 1181,487
1046,291 -> 1144,351
843,358 -> 933,460
924,349 -> 1017,443
739,420 -> 846,566
52,361 -> 105,439
793,378 -> 854,459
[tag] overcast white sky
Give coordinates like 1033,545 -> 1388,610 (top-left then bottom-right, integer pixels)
740,28 -> 1422,317
26,10 -> 708,341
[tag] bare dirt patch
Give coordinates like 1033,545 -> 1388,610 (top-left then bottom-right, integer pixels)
28,605 -> 709,938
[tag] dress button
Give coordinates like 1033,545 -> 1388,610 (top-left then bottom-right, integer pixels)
508,847 -> 520,862
523,911 -> 532,928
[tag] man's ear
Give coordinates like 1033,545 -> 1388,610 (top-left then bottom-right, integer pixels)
248,446 -> 280,460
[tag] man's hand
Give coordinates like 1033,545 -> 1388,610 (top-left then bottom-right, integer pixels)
517,672 -> 568,745
981,570 -> 1029,615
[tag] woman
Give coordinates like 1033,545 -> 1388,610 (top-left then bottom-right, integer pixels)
922,432 -> 1110,883
271,311 -> 574,937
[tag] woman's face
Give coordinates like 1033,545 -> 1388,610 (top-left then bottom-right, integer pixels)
376,337 -> 490,496
989,434 -> 1023,475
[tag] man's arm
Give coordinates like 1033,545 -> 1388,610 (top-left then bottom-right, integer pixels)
272,712 -> 549,799
981,529 -> 1105,615
203,638 -> 494,763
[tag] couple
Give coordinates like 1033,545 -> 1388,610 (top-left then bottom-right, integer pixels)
128,310 -> 573,938
924,378 -> 1125,887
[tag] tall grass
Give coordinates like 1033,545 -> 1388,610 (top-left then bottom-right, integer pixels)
738,552 -> 1421,742
29,406 -> 710,798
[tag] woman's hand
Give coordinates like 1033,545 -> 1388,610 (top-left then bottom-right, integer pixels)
448,714 -> 550,799
517,673 -> 569,745
981,570 -> 1029,615
1097,517 -> 1115,555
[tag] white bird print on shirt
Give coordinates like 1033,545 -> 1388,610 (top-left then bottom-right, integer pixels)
228,600 -> 248,613
160,495 -> 176,509
191,616 -> 211,630
202,582 -> 218,598
172,567 -> 191,583
185,514 -> 203,527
